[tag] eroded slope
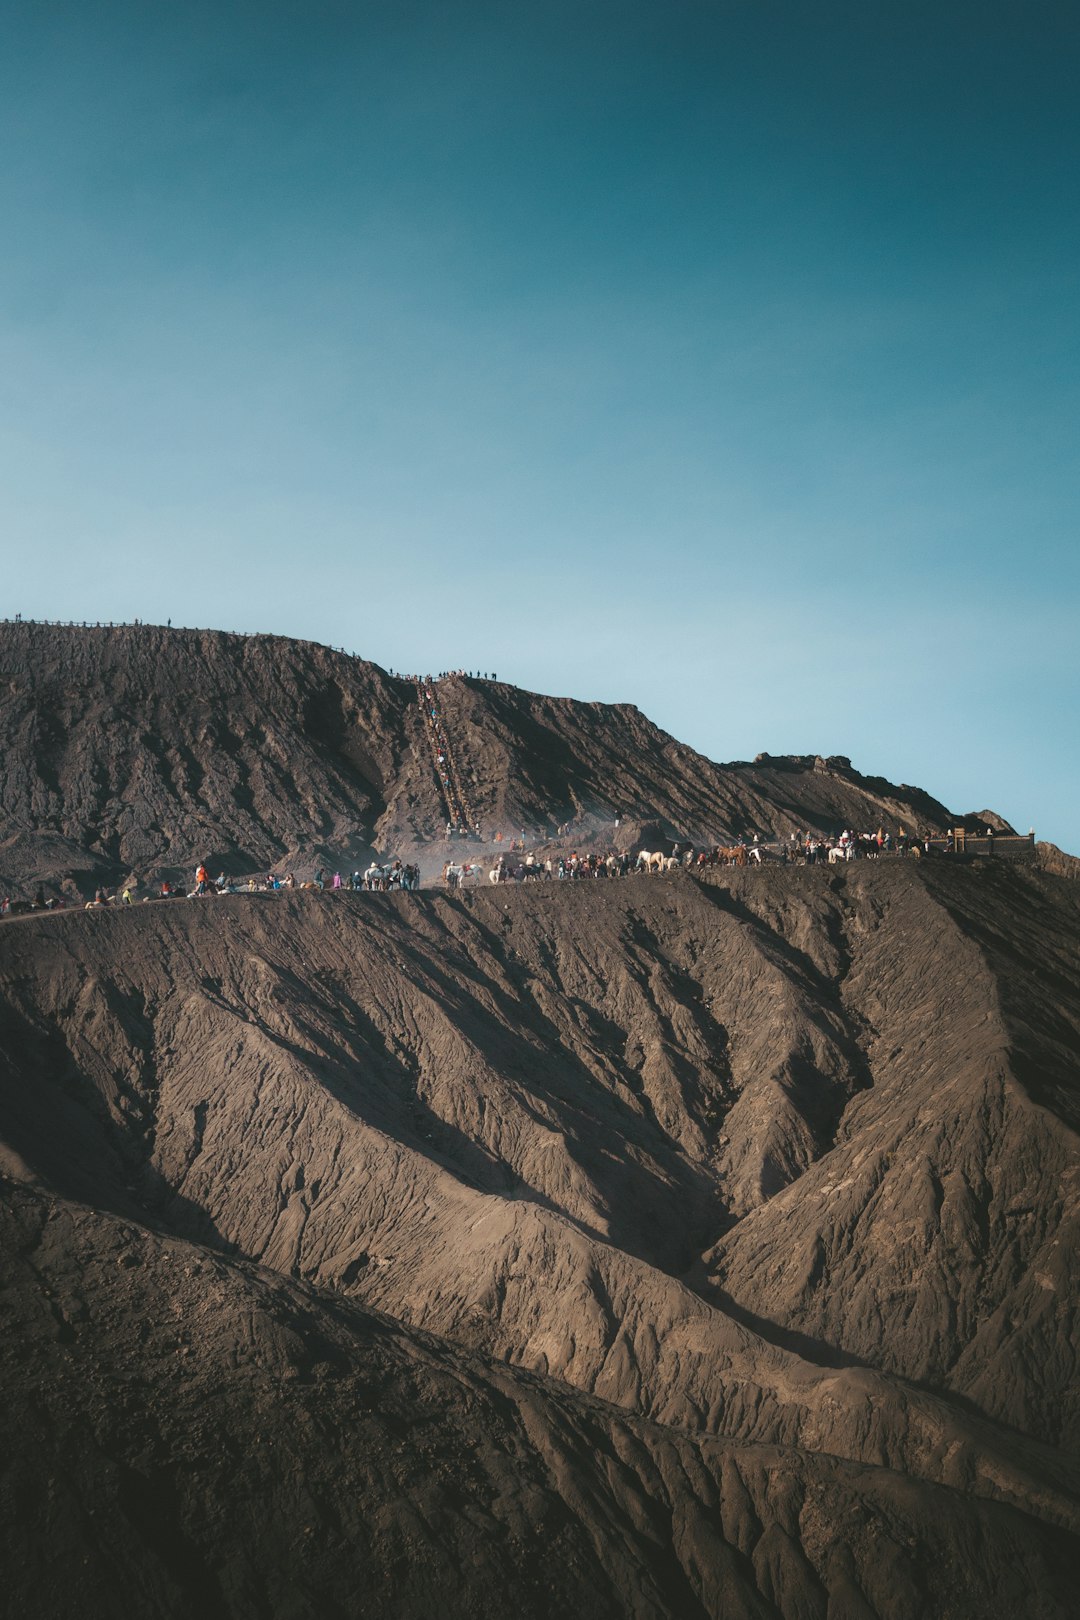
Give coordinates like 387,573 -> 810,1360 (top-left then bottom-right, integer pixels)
6,1183 -> 1075,1620
0,621 -> 979,895
707,863 -> 1080,1447
1,865 -> 1077,1556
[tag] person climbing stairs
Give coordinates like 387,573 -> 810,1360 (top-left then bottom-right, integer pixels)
415,677 -> 478,836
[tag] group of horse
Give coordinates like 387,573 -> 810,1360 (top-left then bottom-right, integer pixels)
488,852 -> 637,883
361,862 -> 421,891
482,845 -> 764,885
634,851 -> 681,873
487,857 -> 558,883
636,844 -> 761,872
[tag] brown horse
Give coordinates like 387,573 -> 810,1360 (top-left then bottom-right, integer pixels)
715,845 -> 748,867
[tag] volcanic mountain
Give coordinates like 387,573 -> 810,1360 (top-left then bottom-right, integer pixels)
1,620 -> 1077,1619
0,620 -> 1008,897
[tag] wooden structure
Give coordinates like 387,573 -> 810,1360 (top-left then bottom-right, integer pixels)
939,829 -> 1036,860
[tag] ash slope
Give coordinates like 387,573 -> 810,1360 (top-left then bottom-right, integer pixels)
0,621 -> 985,893
2,861 -> 1079,1617
3,1185 -> 1074,1620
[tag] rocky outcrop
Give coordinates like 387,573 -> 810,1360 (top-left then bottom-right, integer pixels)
1037,841 -> 1080,880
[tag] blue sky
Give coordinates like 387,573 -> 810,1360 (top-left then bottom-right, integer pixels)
3,2 -> 1078,846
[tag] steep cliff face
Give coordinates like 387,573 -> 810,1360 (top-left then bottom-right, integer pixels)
0,621 -> 983,895
1,859 -> 1077,1616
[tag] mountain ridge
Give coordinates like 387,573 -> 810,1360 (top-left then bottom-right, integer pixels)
2,618 -> 1077,1617
0,620 -> 1016,896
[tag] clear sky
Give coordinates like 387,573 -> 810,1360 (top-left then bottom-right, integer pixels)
3,2 -> 1078,847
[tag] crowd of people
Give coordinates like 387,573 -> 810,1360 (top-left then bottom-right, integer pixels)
188,861 -> 423,896
399,670 -> 497,683
2,819 -> 1014,920
415,678 -> 481,839
486,851 -> 637,883
785,826 -> 948,863
434,852 -> 623,888
355,862 -> 421,892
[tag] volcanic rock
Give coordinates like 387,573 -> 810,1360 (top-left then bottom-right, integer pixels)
0,622 -> 1010,897
1,858 -> 1078,1616
0,619 -> 1075,1618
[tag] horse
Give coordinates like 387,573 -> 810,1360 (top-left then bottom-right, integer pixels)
715,845 -> 747,867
